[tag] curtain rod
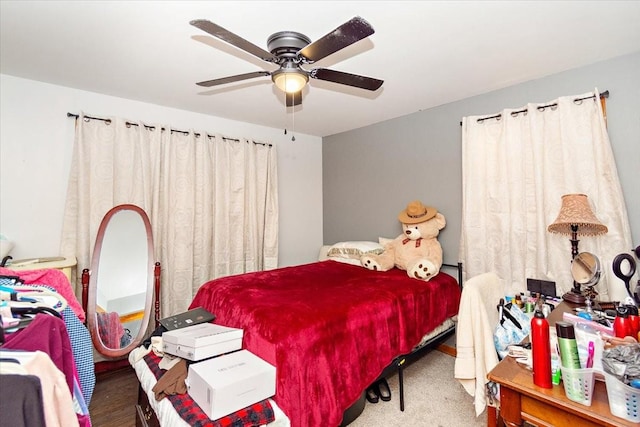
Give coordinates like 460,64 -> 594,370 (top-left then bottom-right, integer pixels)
458,90 -> 609,126
66,112 -> 272,146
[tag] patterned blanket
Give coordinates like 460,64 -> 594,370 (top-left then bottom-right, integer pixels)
143,352 -> 275,427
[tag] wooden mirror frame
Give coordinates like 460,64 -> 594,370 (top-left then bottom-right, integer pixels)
81,204 -> 161,361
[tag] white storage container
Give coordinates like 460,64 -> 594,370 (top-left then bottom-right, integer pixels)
162,323 -> 243,361
604,372 -> 640,423
187,349 -> 276,420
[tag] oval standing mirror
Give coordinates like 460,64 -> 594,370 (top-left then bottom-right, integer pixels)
571,252 -> 601,314
85,204 -> 159,359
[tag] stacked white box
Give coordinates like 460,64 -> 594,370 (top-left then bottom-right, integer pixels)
162,323 -> 243,361
187,349 -> 276,420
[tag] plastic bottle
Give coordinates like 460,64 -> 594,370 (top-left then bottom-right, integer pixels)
531,310 -> 552,388
555,322 -> 581,369
627,305 -> 639,339
614,305 -> 632,338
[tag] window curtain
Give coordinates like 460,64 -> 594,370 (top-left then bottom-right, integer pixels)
60,115 -> 278,316
460,89 -> 632,302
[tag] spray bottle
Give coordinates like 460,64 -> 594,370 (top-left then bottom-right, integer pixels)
531,309 -> 552,388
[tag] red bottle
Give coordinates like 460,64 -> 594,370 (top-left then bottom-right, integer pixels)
629,315 -> 640,339
627,305 -> 639,339
614,306 -> 632,338
531,310 -> 552,388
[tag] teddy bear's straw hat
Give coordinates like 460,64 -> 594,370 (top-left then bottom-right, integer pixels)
398,200 -> 438,224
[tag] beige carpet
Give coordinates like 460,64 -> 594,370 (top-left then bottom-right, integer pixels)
349,349 -> 487,427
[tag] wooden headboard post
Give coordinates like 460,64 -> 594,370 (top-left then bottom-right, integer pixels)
81,268 -> 90,323
154,262 -> 161,328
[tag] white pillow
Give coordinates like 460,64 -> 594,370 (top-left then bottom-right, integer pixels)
327,257 -> 363,266
319,245 -> 363,266
326,241 -> 383,260
318,245 -> 331,261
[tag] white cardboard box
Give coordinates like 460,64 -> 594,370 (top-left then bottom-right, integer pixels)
162,323 -> 243,361
187,349 -> 276,420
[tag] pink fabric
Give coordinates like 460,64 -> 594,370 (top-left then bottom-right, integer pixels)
2,313 -> 77,395
2,314 -> 90,427
0,266 -> 85,322
96,312 -> 124,348
190,260 -> 461,427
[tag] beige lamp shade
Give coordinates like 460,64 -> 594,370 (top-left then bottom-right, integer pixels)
548,193 -> 608,236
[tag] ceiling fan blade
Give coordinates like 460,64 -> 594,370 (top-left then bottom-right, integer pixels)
190,19 -> 278,63
285,91 -> 302,107
310,68 -> 383,91
196,71 -> 271,87
298,16 -> 375,63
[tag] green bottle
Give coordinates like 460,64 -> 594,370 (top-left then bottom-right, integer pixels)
555,321 -> 581,369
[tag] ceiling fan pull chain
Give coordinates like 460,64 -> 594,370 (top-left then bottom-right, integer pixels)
284,93 -> 288,136
291,102 -> 296,142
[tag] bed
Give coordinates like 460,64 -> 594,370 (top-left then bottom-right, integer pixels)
131,244 -> 462,427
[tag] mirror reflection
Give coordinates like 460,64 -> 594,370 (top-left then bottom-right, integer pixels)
95,209 -> 148,348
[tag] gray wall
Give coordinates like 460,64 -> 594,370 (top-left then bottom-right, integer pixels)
323,52 -> 640,265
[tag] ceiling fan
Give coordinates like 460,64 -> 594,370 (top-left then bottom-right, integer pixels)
190,16 -> 383,107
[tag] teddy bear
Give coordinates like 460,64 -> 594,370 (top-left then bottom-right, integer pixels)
361,200 -> 446,281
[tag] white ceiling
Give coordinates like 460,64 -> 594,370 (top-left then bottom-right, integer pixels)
2,1 -> 640,137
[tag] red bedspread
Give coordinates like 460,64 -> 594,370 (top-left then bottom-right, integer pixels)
190,260 -> 461,427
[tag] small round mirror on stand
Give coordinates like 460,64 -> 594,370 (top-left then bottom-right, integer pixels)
571,252 -> 602,315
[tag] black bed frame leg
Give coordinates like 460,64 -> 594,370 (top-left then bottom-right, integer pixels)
397,358 -> 405,411
398,366 -> 405,411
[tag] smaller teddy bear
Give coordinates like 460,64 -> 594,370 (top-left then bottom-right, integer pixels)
361,200 -> 445,281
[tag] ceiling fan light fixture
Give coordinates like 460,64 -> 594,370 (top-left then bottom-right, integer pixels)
272,69 -> 308,94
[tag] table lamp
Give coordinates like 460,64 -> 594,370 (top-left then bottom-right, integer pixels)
547,193 -> 608,303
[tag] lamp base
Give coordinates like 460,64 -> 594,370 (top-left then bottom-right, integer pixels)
562,290 -> 586,304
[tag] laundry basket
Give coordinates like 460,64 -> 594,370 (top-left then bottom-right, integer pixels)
560,366 -> 596,406
604,372 -> 640,422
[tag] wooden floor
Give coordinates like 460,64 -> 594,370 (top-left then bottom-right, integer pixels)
89,367 -> 139,427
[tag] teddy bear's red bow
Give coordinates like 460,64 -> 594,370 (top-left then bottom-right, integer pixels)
402,238 -> 422,248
